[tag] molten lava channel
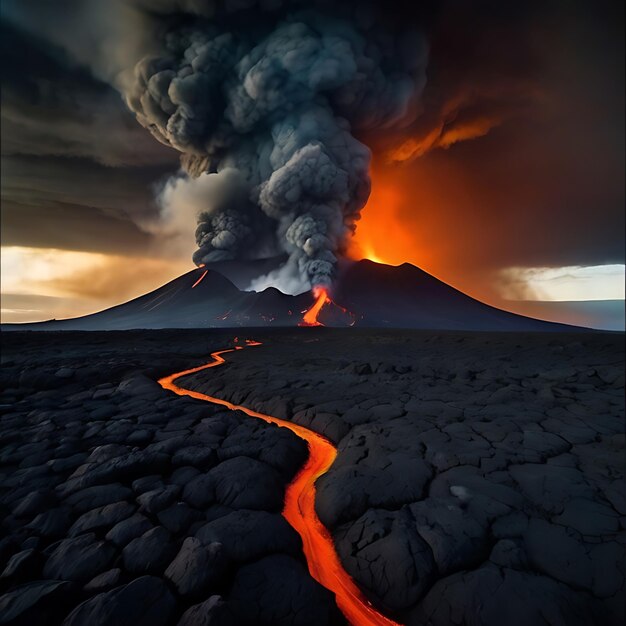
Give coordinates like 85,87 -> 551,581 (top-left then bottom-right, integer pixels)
300,287 -> 330,326
300,287 -> 356,327
158,341 -> 400,626
191,269 -> 209,288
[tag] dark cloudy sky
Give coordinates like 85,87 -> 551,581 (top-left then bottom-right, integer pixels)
1,0 -> 624,328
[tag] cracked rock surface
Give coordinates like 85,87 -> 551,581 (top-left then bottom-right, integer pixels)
0,331 -> 340,626
183,329 -> 625,626
1,329 -> 624,625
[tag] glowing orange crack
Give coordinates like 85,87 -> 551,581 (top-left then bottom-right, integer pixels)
157,341 -> 401,626
192,270 -> 209,288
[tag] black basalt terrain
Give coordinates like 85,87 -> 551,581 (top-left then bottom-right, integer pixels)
0,329 -> 623,626
0,330 -> 341,626
181,329 -> 625,626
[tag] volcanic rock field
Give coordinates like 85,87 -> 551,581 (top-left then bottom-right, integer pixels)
0,329 -> 624,625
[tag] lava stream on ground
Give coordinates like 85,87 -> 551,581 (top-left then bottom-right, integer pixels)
157,340 -> 400,626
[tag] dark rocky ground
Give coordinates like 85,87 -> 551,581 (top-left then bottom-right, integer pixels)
0,329 -> 624,625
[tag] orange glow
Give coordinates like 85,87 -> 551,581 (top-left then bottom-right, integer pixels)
191,269 -> 208,288
158,343 -> 401,626
387,116 -> 500,164
348,155 -> 537,314
349,164 -> 431,268
387,125 -> 443,162
357,242 -> 386,264
300,287 -> 330,326
349,151 -> 517,310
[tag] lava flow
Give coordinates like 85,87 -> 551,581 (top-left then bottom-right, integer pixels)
300,287 -> 330,326
158,341 -> 400,626
300,287 -> 356,327
191,269 -> 208,288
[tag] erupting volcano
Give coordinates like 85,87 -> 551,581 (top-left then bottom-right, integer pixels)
2,259 -> 578,332
1,0 -> 587,336
1,0 -> 621,625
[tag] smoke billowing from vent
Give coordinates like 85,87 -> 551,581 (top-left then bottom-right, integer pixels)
1,0 -> 427,292
118,1 -> 428,292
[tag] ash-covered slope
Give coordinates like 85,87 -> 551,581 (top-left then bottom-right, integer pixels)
3,267 -> 311,331
326,260 -> 574,331
3,260 -> 578,331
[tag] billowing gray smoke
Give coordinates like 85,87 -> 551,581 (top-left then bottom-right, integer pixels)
124,1 -> 428,291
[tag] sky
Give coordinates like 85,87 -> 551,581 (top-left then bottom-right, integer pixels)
1,0 -> 624,329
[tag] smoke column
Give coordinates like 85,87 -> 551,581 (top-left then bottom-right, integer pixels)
123,1 -> 428,293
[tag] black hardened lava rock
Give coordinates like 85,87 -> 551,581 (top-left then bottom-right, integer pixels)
0,331 -> 340,626
182,329 -> 625,626
0,329 -> 623,626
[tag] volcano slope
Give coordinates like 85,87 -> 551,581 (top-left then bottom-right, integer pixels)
2,260 -> 575,331
0,329 -> 623,626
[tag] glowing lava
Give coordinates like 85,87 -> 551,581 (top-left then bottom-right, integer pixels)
158,342 -> 401,626
300,287 -> 330,326
191,269 -> 208,288
300,287 -> 357,327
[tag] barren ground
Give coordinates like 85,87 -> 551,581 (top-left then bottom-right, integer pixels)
0,329 -> 624,626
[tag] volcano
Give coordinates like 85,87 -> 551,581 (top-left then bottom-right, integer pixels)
3,260 -> 579,331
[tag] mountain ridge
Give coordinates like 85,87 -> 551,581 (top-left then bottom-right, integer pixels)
2,260 -> 582,331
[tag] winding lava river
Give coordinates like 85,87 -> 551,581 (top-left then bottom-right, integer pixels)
158,340 -> 401,626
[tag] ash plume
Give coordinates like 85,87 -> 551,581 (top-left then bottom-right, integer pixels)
121,1 -> 428,292
4,0 -> 428,292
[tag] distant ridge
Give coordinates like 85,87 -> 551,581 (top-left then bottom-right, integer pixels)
2,260 -> 581,331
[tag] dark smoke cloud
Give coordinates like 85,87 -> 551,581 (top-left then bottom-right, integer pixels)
117,1 -> 428,290
0,18 -> 180,258
0,21 -> 175,168
1,154 -> 170,255
1,0 -> 623,306
360,1 -> 548,163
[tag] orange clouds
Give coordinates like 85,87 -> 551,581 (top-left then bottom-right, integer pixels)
386,115 -> 503,163
1,246 -> 191,322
